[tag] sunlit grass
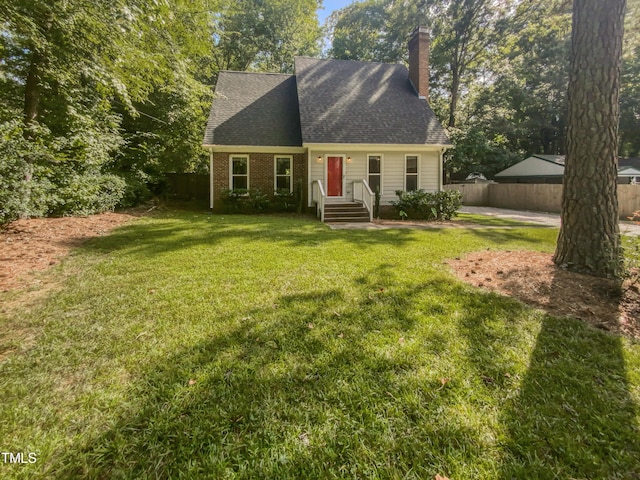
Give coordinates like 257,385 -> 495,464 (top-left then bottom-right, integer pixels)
0,212 -> 638,479
455,212 -> 551,227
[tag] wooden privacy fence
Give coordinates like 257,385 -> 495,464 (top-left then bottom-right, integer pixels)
444,183 -> 640,219
165,173 -> 209,201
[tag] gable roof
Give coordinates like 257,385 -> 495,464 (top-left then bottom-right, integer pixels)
496,155 -> 640,178
619,157 -> 640,170
294,57 -> 450,145
531,154 -> 565,165
495,155 -> 565,178
203,71 -> 302,146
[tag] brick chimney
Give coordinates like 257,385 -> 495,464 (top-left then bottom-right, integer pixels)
408,26 -> 429,100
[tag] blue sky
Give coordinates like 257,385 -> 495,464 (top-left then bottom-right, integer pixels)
317,0 -> 354,25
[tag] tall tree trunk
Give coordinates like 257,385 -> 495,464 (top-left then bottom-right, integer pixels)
553,0 -> 626,279
448,64 -> 460,128
23,50 -> 43,129
21,47 -> 47,218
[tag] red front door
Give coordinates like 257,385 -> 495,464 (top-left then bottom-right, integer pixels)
327,156 -> 342,196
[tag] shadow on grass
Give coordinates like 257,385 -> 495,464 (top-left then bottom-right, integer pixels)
79,213 -> 547,259
498,318 -> 640,479
497,270 -> 640,479
452,270 -> 640,478
44,269 -> 640,478
45,276 -> 483,478
456,213 -> 550,228
463,227 -> 551,245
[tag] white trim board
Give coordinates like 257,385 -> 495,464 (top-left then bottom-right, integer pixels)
304,143 -> 452,152
204,145 -> 305,153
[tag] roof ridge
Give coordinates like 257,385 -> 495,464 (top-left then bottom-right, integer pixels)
295,56 -> 405,68
218,70 -> 294,77
531,154 -> 564,165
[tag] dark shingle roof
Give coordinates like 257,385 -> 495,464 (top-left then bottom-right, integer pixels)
531,155 -> 640,171
203,71 -> 302,146
619,157 -> 640,169
294,56 -> 450,145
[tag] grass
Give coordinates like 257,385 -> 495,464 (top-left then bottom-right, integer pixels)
454,212 -> 551,228
1,212 -> 639,479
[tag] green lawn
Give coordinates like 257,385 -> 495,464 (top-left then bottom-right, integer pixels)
454,212 -> 552,228
1,212 -> 639,479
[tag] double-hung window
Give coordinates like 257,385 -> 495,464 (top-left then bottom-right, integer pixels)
405,155 -> 419,191
274,156 -> 293,193
367,155 -> 382,194
230,156 -> 249,190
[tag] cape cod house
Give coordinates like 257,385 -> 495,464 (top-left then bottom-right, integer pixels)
203,27 -> 451,221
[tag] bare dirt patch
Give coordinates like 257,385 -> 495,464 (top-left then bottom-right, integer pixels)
449,251 -> 640,339
0,212 -> 139,292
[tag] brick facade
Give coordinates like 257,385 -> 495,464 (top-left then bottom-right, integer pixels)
408,26 -> 429,101
211,152 -> 307,209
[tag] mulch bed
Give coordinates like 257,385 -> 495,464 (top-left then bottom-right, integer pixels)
0,212 -> 138,291
449,250 -> 640,339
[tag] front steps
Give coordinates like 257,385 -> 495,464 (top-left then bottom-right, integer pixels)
323,201 -> 371,223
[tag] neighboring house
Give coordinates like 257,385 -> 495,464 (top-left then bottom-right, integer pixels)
202,27 -> 451,221
449,172 -> 492,184
495,154 -> 640,184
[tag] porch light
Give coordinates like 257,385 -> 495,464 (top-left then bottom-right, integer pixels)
316,156 -> 323,163
346,157 -> 352,163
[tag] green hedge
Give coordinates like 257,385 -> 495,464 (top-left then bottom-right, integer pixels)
391,189 -> 462,221
220,186 -> 303,214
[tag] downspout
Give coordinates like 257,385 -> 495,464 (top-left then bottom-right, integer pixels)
438,148 -> 445,191
209,149 -> 214,209
307,147 -> 312,207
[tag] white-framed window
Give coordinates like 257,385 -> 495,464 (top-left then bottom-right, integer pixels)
229,155 -> 249,190
367,154 -> 383,194
274,155 -> 293,193
405,154 -> 419,191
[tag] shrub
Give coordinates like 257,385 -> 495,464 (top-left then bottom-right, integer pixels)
118,173 -> 153,208
220,186 -> 308,214
391,189 -> 462,221
0,120 -> 46,224
272,189 -> 298,212
220,189 -> 270,213
0,119 -> 132,224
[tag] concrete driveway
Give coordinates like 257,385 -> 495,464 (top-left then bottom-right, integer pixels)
460,206 -> 640,237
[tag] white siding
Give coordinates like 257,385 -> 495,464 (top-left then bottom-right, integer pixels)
420,151 -> 440,192
308,148 -> 441,205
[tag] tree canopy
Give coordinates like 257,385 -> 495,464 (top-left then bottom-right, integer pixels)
0,0 -> 321,223
328,0 -> 639,180
1,0 -> 639,223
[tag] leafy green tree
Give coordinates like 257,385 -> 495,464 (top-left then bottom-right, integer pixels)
328,1 -> 394,62
445,126 -> 520,181
212,0 -> 321,74
465,0 -> 571,156
620,0 -> 640,157
0,0 -> 223,219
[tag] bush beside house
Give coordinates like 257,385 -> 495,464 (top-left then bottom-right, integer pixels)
391,189 -> 462,221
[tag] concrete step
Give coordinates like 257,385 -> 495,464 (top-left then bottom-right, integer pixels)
324,201 -> 362,206
321,201 -> 370,223
324,206 -> 368,212
324,216 -> 371,223
324,211 -> 370,219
